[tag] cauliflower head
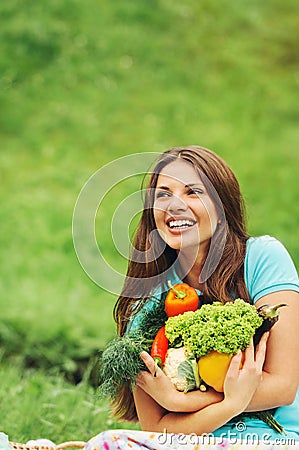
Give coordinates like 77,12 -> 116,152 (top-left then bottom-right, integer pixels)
163,347 -> 189,391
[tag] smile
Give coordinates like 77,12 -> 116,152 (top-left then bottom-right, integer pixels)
167,219 -> 196,230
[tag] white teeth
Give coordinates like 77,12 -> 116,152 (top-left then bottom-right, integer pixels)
168,219 -> 195,229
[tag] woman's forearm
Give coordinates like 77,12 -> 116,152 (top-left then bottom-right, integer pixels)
172,388 -> 223,412
158,400 -> 241,435
134,386 -> 242,435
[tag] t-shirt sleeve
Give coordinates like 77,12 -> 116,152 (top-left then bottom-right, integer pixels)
245,235 -> 299,303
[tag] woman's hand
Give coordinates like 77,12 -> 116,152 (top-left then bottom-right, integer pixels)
136,351 -> 185,412
137,351 -> 223,412
223,332 -> 268,415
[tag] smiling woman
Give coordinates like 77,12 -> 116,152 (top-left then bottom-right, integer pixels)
98,146 -> 299,447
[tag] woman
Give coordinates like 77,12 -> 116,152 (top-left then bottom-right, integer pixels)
95,146 -> 299,448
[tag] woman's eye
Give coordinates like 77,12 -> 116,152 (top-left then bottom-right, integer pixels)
155,191 -> 171,199
188,188 -> 204,196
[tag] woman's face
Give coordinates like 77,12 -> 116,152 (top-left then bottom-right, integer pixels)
153,159 -> 219,255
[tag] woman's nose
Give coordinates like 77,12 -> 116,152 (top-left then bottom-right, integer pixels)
167,194 -> 188,213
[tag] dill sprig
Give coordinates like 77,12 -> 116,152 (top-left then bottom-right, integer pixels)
99,294 -> 167,400
99,333 -> 148,399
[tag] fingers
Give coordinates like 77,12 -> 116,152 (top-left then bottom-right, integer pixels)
140,351 -> 154,372
255,332 -> 269,370
243,337 -> 254,366
226,350 -> 242,377
227,332 -> 268,378
140,351 -> 163,377
136,351 -> 164,390
136,370 -> 150,387
230,333 -> 268,381
140,351 -> 155,374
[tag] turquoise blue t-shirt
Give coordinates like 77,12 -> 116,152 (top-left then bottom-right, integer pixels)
130,235 -> 299,440
214,236 -> 299,441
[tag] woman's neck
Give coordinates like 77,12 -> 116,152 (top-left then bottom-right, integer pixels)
177,247 -> 208,290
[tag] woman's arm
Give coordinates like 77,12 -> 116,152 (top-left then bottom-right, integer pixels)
133,385 -> 239,435
136,351 -> 223,413
134,336 -> 267,434
245,290 -> 299,411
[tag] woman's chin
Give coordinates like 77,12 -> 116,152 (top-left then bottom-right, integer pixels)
166,238 -> 199,252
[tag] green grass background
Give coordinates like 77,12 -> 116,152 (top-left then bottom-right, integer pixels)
1,0 -> 298,442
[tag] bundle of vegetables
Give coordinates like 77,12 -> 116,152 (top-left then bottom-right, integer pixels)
99,282 -> 286,434
165,299 -> 263,392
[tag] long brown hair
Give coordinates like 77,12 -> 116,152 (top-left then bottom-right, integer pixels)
112,145 -> 250,421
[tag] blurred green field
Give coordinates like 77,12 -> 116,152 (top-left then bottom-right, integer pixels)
1,0 -> 298,442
